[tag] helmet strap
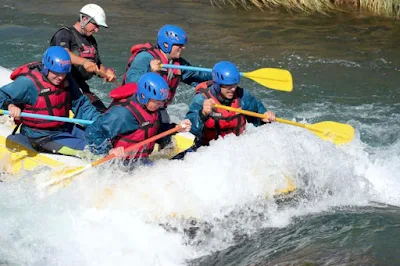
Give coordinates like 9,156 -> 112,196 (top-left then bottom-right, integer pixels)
142,101 -> 154,113
79,14 -> 92,33
41,68 -> 48,77
136,94 -> 148,108
42,71 -> 52,83
217,93 -> 233,106
163,43 -> 172,56
166,59 -> 174,81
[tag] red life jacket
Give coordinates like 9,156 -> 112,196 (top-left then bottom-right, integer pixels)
122,43 -> 181,106
111,97 -> 160,158
195,81 -> 246,145
9,62 -> 71,129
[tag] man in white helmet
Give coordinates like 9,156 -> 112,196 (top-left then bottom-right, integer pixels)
50,3 -> 116,113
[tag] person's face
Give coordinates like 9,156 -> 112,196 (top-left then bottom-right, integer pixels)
47,70 -> 67,86
168,44 -> 185,59
83,17 -> 99,36
220,84 -> 237,99
146,99 -> 165,112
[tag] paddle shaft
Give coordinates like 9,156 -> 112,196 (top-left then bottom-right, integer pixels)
213,104 -> 323,133
161,64 -> 293,92
161,64 -> 246,77
91,125 -> 182,167
42,125 -> 185,189
0,110 -> 93,125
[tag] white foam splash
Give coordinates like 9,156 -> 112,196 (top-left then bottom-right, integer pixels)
1,118 -> 399,265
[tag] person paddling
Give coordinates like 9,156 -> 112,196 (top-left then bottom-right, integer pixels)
50,3 -> 116,113
85,72 -> 191,166
0,46 -> 101,156
178,61 -> 275,157
119,24 -> 211,123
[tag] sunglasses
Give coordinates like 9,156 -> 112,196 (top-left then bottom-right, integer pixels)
89,19 -> 99,28
221,85 -> 237,90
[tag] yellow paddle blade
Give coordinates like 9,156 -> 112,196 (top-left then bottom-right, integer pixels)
172,133 -> 195,154
308,121 -> 355,145
275,176 -> 296,195
243,68 -> 293,92
54,165 -> 86,177
43,165 -> 87,188
213,104 -> 355,146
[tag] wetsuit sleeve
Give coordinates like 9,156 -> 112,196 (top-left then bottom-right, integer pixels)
0,76 -> 39,109
241,88 -> 268,127
185,94 -> 207,139
84,106 -> 139,154
179,57 -> 213,87
69,76 -> 102,122
125,52 -> 153,84
50,28 -> 73,50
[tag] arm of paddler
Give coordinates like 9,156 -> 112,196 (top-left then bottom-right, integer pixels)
98,63 -> 116,82
240,88 -> 271,127
69,75 -> 102,123
0,77 -> 38,120
84,106 -> 139,155
185,93 -> 208,139
125,52 -> 153,84
0,76 -> 38,108
179,57 -> 212,87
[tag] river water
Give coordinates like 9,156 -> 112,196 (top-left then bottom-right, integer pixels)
0,1 -> 399,265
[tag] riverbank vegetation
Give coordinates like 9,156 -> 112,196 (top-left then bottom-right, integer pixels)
210,0 -> 400,18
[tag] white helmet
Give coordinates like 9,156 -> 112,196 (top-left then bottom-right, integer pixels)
80,4 -> 108,28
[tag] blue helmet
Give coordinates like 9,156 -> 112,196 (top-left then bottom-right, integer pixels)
137,73 -> 169,105
42,46 -> 72,76
212,61 -> 241,90
157,24 -> 187,54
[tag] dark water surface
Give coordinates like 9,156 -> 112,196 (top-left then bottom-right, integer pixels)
0,1 -> 399,265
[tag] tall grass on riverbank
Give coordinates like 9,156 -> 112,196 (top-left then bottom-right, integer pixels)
210,0 -> 400,18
